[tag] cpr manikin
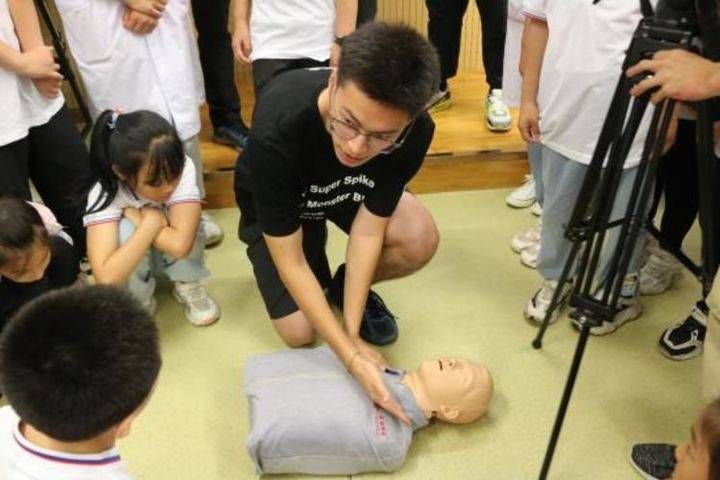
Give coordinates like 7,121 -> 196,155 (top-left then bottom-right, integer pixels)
244,346 -> 493,475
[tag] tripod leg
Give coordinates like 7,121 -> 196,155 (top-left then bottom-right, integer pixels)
538,323 -> 592,480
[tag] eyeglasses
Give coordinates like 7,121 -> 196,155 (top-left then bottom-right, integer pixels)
328,91 -> 416,154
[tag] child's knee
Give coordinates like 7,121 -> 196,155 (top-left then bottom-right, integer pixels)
118,218 -> 135,244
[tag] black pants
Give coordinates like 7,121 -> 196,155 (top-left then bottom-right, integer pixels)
191,0 -> 246,130
357,0 -> 377,26
0,106 -> 89,256
0,235 -> 78,329
252,59 -> 329,97
425,0 -> 507,90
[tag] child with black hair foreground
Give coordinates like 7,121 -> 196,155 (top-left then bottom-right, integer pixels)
0,284 -> 161,479
0,198 -> 78,329
632,398 -> 720,480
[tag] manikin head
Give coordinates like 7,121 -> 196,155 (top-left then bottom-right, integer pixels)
406,357 -> 493,424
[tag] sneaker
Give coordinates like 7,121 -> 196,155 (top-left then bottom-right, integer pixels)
570,274 -> 643,335
506,175 -> 536,208
201,212 -> 224,247
520,243 -> 540,269
328,264 -> 399,346
511,220 -> 542,253
427,89 -> 451,114
212,122 -> 249,150
630,443 -> 676,480
172,281 -> 220,326
639,245 -> 682,295
531,202 -> 543,217
524,280 -> 571,325
659,300 -> 708,360
485,89 -> 512,132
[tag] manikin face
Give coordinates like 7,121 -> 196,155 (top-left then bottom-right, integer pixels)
416,358 -> 493,424
672,418 -> 711,480
0,238 -> 50,283
327,76 -> 411,168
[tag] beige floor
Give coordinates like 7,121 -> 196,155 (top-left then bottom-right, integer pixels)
20,189 -> 711,479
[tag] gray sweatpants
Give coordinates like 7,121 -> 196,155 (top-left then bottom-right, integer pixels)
538,145 -> 644,289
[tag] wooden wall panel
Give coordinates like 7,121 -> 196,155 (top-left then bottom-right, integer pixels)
377,0 -> 483,72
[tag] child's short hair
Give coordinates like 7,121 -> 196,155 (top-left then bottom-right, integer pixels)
337,22 -> 440,117
701,398 -> 720,479
0,285 -> 161,442
0,198 -> 49,269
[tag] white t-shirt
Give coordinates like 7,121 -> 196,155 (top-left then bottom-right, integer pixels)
53,0 -> 204,141
522,0 -> 657,168
83,157 -> 200,227
250,0 -> 335,62
0,406 -> 134,480
502,0 -> 526,108
0,0 -> 64,147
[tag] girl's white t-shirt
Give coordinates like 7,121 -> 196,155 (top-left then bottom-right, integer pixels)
250,0 -> 335,62
502,0 -> 526,108
0,0 -> 63,147
83,157 -> 200,227
522,0 -> 657,168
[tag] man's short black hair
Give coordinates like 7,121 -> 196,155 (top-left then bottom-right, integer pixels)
0,285 -> 161,442
337,22 -> 440,116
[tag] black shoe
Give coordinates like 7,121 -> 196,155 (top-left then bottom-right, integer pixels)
213,123 -> 249,150
630,443 -> 676,480
659,300 -> 708,360
328,264 -> 399,346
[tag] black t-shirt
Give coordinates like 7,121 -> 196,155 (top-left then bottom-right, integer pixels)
234,68 -> 435,237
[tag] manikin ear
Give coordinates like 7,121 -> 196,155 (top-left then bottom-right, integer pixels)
438,405 -> 461,422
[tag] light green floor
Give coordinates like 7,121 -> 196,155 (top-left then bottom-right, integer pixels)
118,190 -> 701,479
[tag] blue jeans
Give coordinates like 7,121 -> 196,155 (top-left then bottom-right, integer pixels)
538,145 -> 644,291
118,218 -> 208,305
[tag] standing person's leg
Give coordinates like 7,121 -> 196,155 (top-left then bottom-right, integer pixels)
703,271 -> 720,402
27,106 -> 90,257
182,136 -> 224,247
356,0 -> 377,26
191,0 -> 249,150
0,138 -> 31,199
425,0 -> 469,111
476,0 -> 511,131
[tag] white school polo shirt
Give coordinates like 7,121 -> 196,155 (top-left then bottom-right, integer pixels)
0,0 -> 64,147
523,0 -> 658,168
0,406 -> 134,480
250,0 -> 335,62
83,157 -> 200,227
53,0 -> 204,141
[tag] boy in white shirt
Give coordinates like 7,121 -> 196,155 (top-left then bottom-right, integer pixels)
519,0 -> 657,334
0,284 -> 161,480
53,0 -> 223,246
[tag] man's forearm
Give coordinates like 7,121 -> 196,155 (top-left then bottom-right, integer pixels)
7,0 -> 45,51
334,0 -> 358,38
0,41 -> 25,73
520,18 -> 548,105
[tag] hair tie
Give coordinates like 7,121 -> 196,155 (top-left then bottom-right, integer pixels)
107,111 -> 120,131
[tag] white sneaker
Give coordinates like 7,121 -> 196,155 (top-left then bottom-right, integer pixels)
520,243 -> 540,269
201,212 -> 224,247
485,88 -> 512,132
530,202 -> 543,217
524,280 -> 571,325
639,245 -> 682,295
570,274 -> 643,335
506,175 -> 536,208
511,220 -> 542,253
172,281 -> 220,326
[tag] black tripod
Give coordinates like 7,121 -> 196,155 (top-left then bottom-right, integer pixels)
529,16 -> 705,480
34,0 -> 92,136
